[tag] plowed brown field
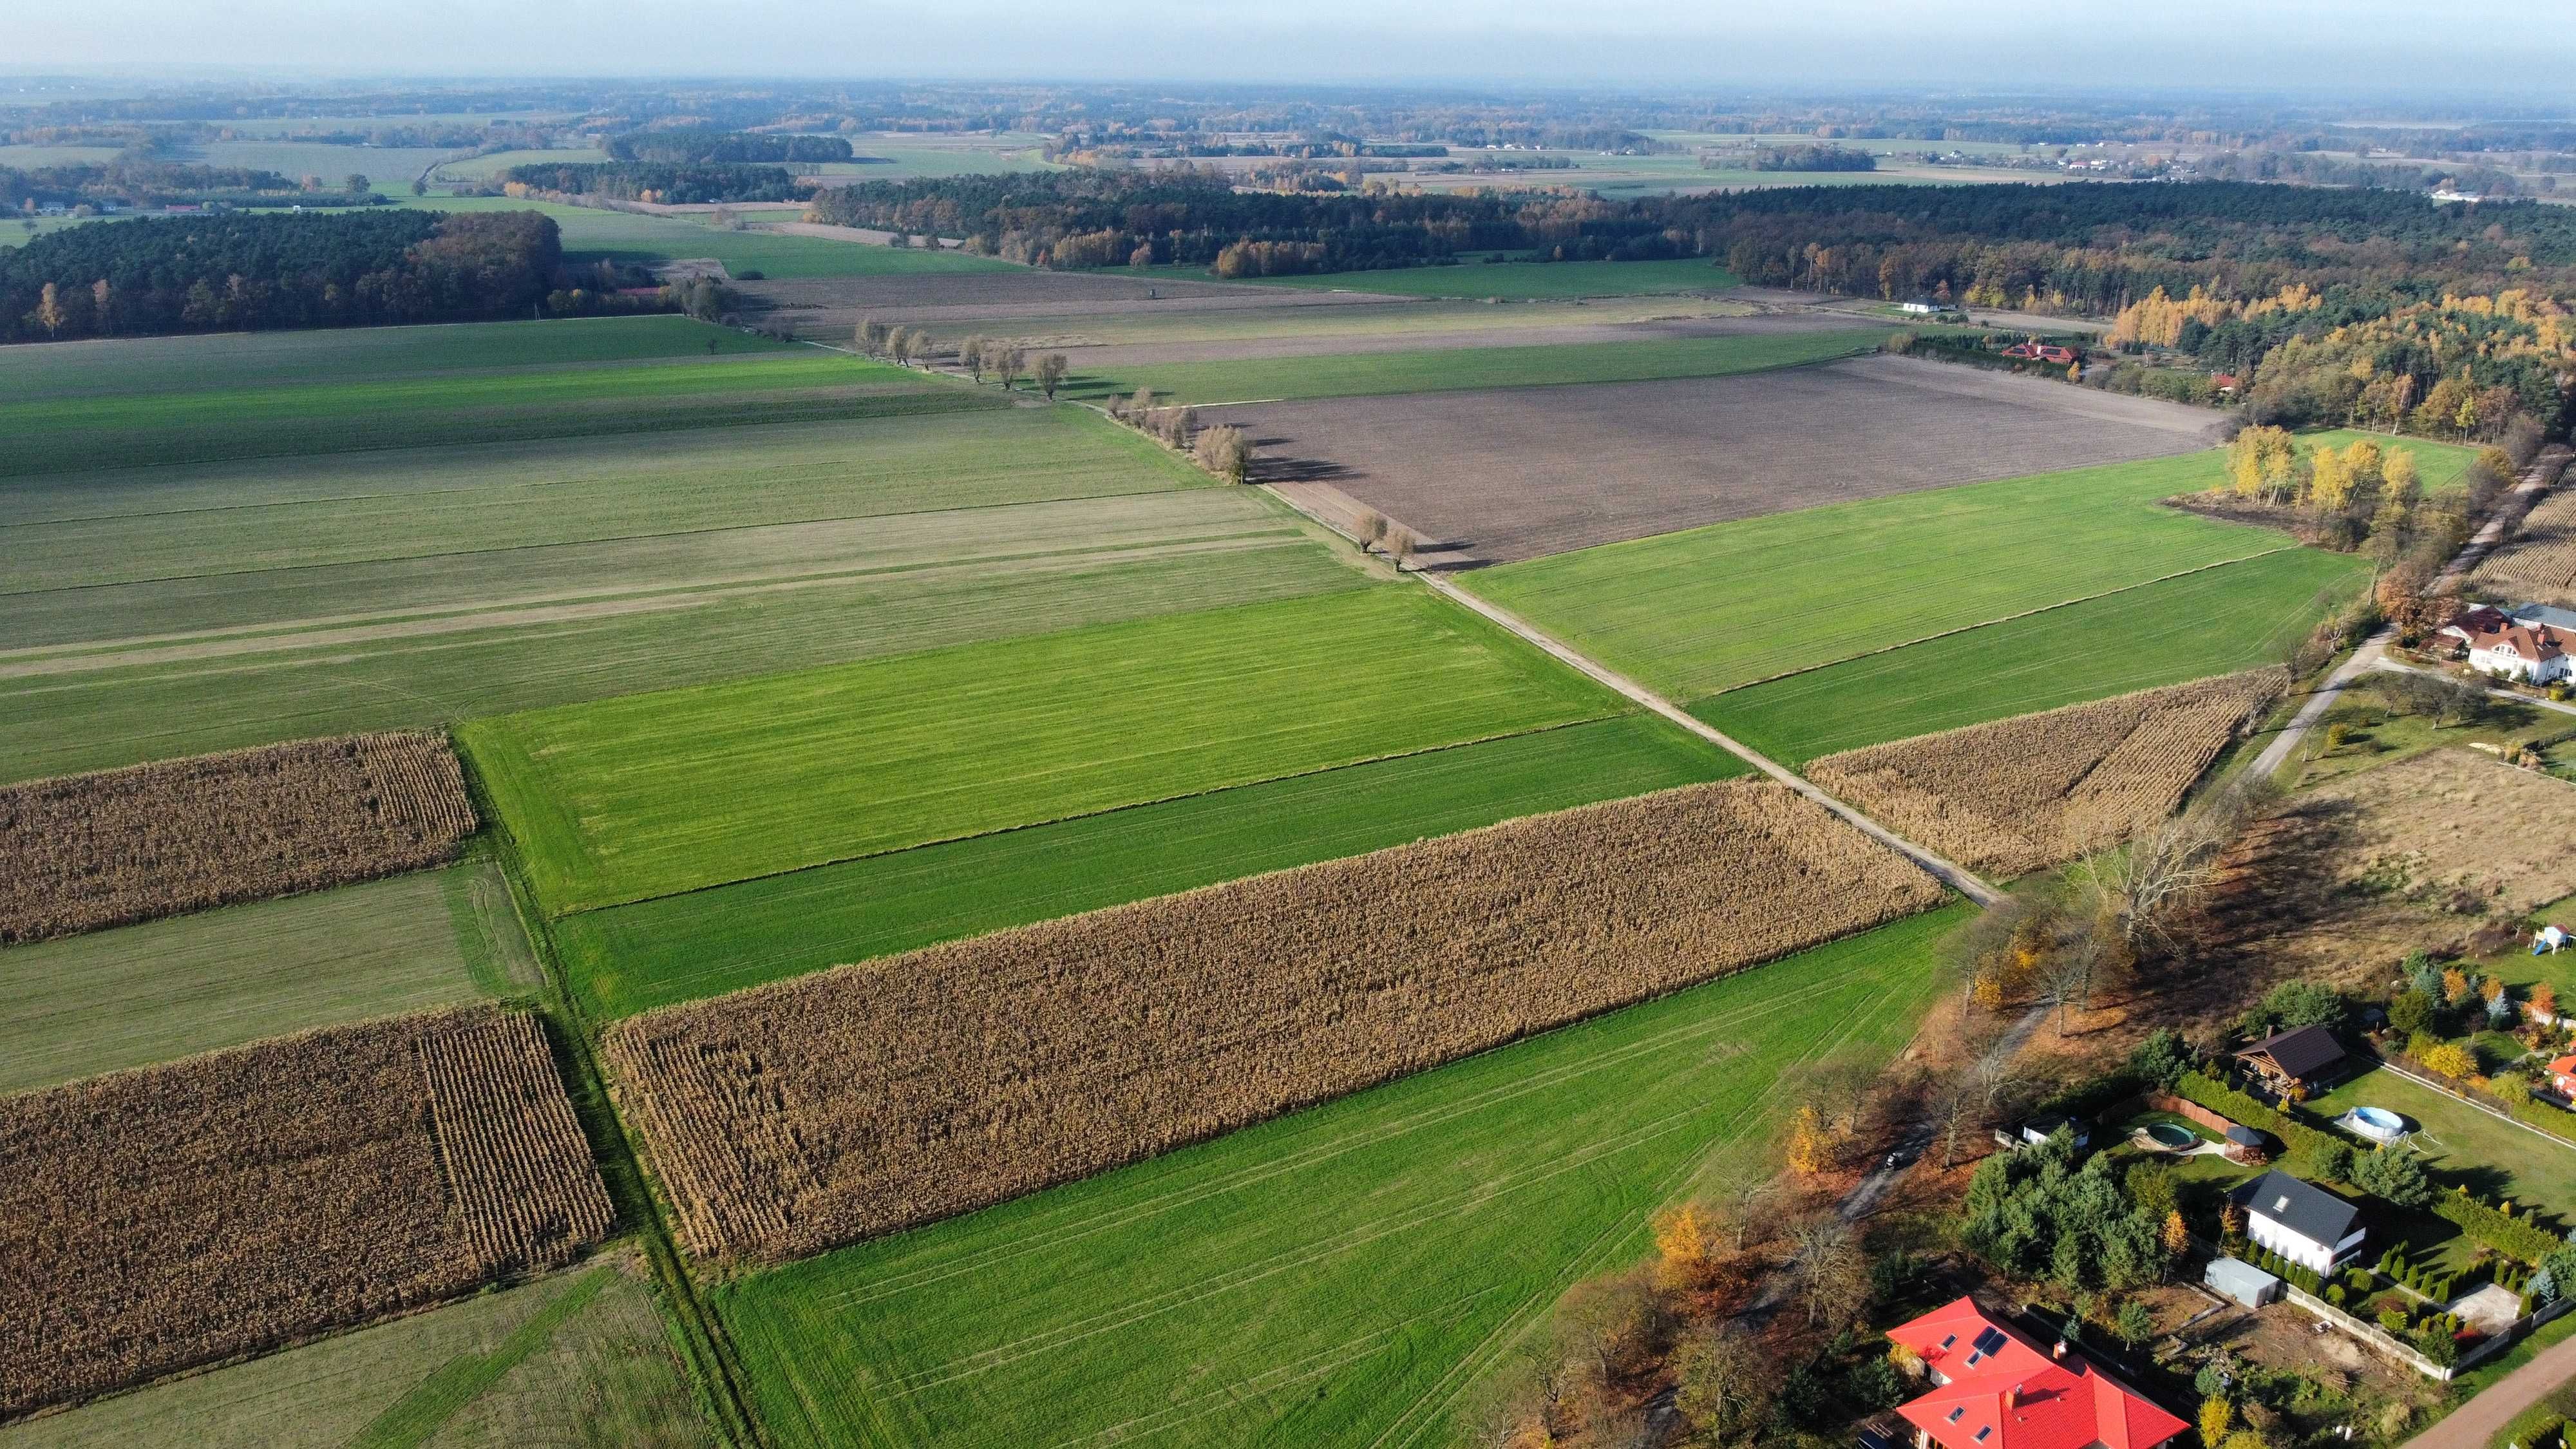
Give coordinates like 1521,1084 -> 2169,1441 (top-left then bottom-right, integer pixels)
0,1006 -> 611,1416
601,780 -> 1945,1264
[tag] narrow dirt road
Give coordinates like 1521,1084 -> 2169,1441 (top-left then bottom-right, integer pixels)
2405,1329 -> 2576,1449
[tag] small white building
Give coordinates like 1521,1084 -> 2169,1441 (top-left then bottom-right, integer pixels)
2465,622 -> 2572,685
2232,1169 -> 2365,1274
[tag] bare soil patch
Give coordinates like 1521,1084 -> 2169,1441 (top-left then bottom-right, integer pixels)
601,780 -> 1944,1264
0,1005 -> 612,1417
1,733 -> 474,944
1051,309 -> 1845,370
1808,670 -> 2285,878
1235,352 -> 2221,565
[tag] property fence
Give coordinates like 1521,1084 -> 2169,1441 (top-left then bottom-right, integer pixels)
2281,1277 -> 2576,1381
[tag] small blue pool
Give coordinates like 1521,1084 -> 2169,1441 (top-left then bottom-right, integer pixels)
2146,1122 -> 2197,1150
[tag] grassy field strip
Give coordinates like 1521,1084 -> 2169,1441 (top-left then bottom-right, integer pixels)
0,315 -> 788,402
345,1267 -> 614,1448
708,909 -> 1960,1448
462,587 -> 1618,914
1462,440 -> 2465,700
393,194 -> 1025,279
1127,258 -> 1741,301
0,544 -> 1369,784
0,408 -> 1195,532
940,296 -> 1755,350
4,490 -> 1289,652
555,713 -> 1739,1019
1696,548 -> 2377,764
0,862 -> 531,1095
1058,328 -> 1885,405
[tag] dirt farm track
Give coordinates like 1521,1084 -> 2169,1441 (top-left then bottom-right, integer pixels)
1249,353 -> 2222,565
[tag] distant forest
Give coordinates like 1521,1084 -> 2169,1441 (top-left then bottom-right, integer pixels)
496,161 -> 811,204
0,210 -> 616,344
1,161 -> 383,211
603,129 -> 854,165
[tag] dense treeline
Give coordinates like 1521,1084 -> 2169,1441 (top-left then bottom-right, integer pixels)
603,129 -> 855,165
497,162 -> 811,204
1,162 -> 381,211
1674,181 -> 2576,433
806,166 -> 1699,270
1745,144 -> 1876,173
1,209 -> 580,343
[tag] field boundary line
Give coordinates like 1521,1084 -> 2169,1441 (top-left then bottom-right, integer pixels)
1685,545 -> 2295,703
544,715 -> 1625,922
816,968 -> 1865,1312
1079,334 -> 1884,409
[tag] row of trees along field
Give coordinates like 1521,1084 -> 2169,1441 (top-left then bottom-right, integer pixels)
3,162 -> 381,211
1671,182 -> 2576,437
0,209 -> 668,344
801,166 -> 1703,271
495,162 -> 813,205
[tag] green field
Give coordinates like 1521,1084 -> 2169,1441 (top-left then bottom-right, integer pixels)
464,587 -> 1618,914
0,314 -> 784,402
2312,1069 -> 2576,1220
0,348 -> 994,476
1134,256 -> 1739,300
395,196 -> 1022,279
1465,439 -> 2466,703
797,135 -> 1063,182
551,714 -> 1740,1019
0,1259 -> 710,1449
1061,327 -> 1887,404
0,863 -> 535,1096
708,905 -> 1964,1449
1695,548 -> 2376,763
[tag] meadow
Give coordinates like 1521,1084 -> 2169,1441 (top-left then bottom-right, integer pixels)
1696,547 -> 2374,762
0,314 -> 786,402
706,907 -> 1964,1449
395,195 -> 1023,279
462,587 -> 1618,913
1060,327 -> 1884,404
0,1258 -> 709,1449
1133,256 -> 1739,300
553,714 -> 1741,1019
1463,438 -> 2463,701
0,862 -> 533,1095
0,348 -> 993,476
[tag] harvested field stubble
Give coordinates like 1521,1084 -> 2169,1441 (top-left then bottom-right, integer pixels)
0,1005 -> 611,1416
0,733 -> 474,943
603,781 -> 1944,1264
1805,670 -> 2284,877
2470,487 -> 2576,607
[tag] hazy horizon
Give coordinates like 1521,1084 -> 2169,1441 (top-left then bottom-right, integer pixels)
14,0 -> 2576,97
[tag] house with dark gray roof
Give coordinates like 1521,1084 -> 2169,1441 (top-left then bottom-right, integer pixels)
2234,1024 -> 2349,1097
2231,1169 -> 2365,1274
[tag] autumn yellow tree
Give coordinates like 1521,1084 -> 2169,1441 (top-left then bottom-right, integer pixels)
2162,1208 -> 2190,1258
1787,1104 -> 1830,1178
2308,446 -> 2352,511
1651,1202 -> 1718,1290
33,281 -> 66,338
2443,967 -> 2472,1005
2532,982 -> 2558,1023
2200,1396 -> 2234,1448
2227,426 -> 2299,502
2421,1041 -> 2477,1079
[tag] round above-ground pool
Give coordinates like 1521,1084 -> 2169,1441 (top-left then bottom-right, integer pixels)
2146,1122 -> 2198,1150
2346,1106 -> 2405,1142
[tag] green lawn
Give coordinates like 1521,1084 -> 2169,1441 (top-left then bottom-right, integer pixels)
464,587 -> 1619,914
0,314 -> 784,402
2312,1068 -> 2576,1220
0,348 -> 994,476
1696,549 -> 2375,763
0,1260 -> 711,1449
552,713 -> 1741,1019
1129,256 -> 1739,301
395,196 -> 1023,279
1058,327 -> 1887,404
709,905 -> 1964,1449
1465,448 -> 2316,703
0,863 -> 535,1095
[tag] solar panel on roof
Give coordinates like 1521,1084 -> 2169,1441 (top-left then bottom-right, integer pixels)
1972,1327 -> 2010,1355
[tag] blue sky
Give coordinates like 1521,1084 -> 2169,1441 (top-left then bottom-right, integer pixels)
15,0 -> 2576,93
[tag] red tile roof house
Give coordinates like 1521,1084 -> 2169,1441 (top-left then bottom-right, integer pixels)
1887,1297 -> 2188,1449
2548,1053 -> 2576,1099
2463,621 -> 2573,685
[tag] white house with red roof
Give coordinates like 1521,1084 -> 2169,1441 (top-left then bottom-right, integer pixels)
1886,1297 -> 2188,1449
2465,621 -> 2571,685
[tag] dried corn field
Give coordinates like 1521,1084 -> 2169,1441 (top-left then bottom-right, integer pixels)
0,1006 -> 612,1416
0,732 -> 475,944
602,781 -> 1944,1264
2470,487 -> 2576,607
1806,670 -> 2284,878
